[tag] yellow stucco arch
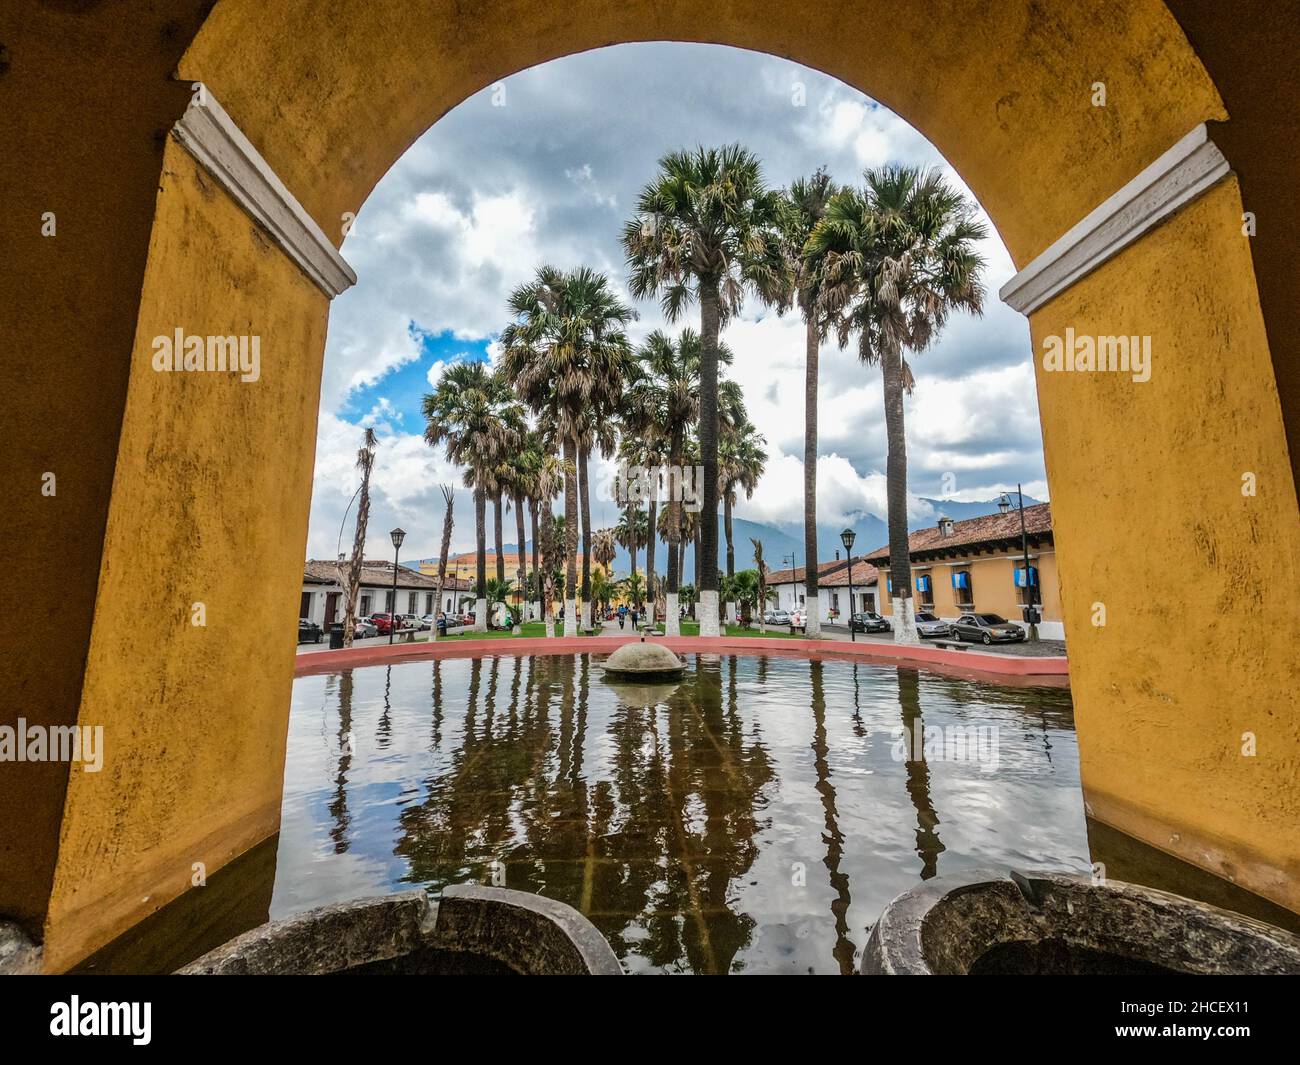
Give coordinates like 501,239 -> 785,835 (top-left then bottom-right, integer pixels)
4,1 -> 1295,971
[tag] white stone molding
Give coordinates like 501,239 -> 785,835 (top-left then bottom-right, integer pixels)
1001,124 -> 1229,315
172,90 -> 357,298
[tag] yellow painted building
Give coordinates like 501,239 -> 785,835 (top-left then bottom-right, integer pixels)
868,504 -> 1064,638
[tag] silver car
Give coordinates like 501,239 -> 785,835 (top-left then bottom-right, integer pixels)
352,617 -> 378,638
914,611 -> 952,638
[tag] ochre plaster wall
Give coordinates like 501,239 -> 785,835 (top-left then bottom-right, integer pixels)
41,141 -> 330,971
1033,180 -> 1300,907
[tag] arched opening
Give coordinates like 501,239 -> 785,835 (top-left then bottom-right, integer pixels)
7,1 -> 1295,972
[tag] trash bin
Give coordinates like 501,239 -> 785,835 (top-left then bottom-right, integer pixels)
329,624 -> 345,649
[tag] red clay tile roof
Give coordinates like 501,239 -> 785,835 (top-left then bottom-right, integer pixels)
863,503 -> 1053,561
819,560 -> 880,587
767,559 -> 879,586
766,557 -> 859,585
305,559 -> 474,591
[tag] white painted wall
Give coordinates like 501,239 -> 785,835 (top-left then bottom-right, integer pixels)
768,582 -> 876,621
300,582 -> 463,627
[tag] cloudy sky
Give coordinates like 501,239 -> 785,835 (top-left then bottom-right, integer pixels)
306,42 -> 1046,564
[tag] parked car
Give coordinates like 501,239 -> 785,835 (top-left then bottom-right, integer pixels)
763,609 -> 791,625
352,617 -> 378,638
418,614 -> 435,630
914,611 -> 952,638
851,611 -> 892,633
298,618 -> 323,644
369,612 -> 396,635
951,613 -> 1026,644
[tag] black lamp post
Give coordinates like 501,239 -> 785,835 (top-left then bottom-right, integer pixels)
1007,486 -> 1038,642
389,526 -> 405,645
840,527 -> 857,641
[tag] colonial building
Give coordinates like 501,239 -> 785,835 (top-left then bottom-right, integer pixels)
766,555 -> 880,623
863,502 -> 1063,639
300,560 -> 475,628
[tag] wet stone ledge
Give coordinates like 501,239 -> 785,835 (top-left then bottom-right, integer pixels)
178,885 -> 623,976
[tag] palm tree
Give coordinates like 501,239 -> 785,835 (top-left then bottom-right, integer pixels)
719,415 -> 766,623
484,576 -> 515,629
592,527 -> 617,576
779,169 -> 837,639
501,265 -> 635,636
751,536 -> 770,633
423,362 -> 523,632
728,569 -> 761,625
620,572 -> 645,613
616,431 -> 662,625
614,505 -> 648,605
431,483 -> 454,641
575,409 -> 618,631
504,431 -> 543,622
806,165 -> 987,643
339,427 -> 377,648
623,145 -> 786,636
534,452 -> 568,635
621,329 -> 733,634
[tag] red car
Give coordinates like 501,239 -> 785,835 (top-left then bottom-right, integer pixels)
369,613 -> 396,635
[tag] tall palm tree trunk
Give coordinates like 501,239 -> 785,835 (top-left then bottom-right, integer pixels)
882,345 -> 918,644
530,498 -> 541,622
562,436 -> 579,636
664,425 -> 683,636
341,457 -> 374,649
474,483 -> 488,632
803,316 -> 822,638
513,490 -> 527,630
493,489 -> 506,585
432,484 -> 454,641
625,500 -> 639,605
691,522 -> 702,621
646,494 -> 658,626
579,447 -> 592,631
724,490 -> 736,624
697,281 -> 722,635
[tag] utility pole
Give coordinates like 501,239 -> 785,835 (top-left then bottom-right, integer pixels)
1017,484 -> 1039,642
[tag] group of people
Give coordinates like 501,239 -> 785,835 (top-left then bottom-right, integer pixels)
615,603 -> 642,631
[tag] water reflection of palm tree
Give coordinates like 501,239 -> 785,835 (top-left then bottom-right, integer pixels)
809,659 -> 856,973
376,665 -> 393,749
328,670 -> 354,854
897,667 -> 945,878
430,659 -> 443,750
390,653 -> 774,974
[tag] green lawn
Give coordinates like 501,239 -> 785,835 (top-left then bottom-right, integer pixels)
664,620 -> 805,639
432,621 -> 600,641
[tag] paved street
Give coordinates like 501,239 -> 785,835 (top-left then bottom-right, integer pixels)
296,618 -> 1067,659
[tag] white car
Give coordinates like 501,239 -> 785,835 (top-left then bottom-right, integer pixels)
914,611 -> 952,638
351,617 -> 378,638
419,614 -> 435,630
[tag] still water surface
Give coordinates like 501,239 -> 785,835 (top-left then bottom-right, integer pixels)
274,653 -> 1086,974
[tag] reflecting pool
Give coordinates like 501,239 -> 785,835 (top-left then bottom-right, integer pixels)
273,653 -> 1086,974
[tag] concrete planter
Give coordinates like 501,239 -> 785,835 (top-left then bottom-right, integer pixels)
862,869 -> 1300,975
178,885 -> 622,975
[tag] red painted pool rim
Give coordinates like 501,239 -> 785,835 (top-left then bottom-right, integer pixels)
296,634 -> 1068,682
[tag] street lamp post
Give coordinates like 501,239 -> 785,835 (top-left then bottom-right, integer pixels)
782,552 -> 796,616
389,526 -> 405,645
1001,488 -> 1038,642
840,528 -> 857,642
